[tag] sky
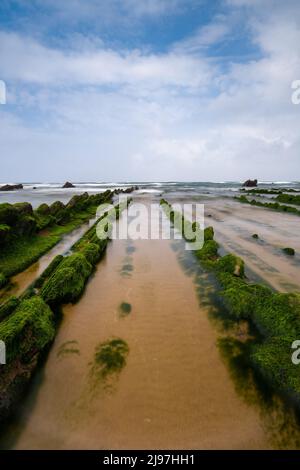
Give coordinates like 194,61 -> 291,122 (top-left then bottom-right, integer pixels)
0,0 -> 299,182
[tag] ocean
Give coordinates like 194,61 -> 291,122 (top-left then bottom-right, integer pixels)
1,181 -> 300,207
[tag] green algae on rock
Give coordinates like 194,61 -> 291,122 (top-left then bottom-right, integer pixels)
282,247 -> 295,256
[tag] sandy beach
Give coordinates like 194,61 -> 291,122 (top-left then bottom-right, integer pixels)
1,187 -> 300,449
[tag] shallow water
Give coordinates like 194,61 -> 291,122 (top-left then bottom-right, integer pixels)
2,180 -> 299,208
2,198 -> 300,449
204,199 -> 300,292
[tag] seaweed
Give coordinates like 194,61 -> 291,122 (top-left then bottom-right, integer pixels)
119,302 -> 132,316
91,338 -> 129,379
282,247 -> 295,256
235,195 -> 300,216
276,194 -> 300,206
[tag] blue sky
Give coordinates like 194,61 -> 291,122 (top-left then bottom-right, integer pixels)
0,0 -> 299,182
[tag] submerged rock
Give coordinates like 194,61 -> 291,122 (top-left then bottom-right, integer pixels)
282,247 -> 295,256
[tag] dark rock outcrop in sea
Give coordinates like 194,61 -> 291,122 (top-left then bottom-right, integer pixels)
0,183 -> 23,191
242,179 -> 258,187
62,181 -> 75,188
113,186 -> 139,194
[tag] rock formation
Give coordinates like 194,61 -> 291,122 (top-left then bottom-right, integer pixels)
0,183 -> 23,191
62,181 -> 75,188
242,179 -> 258,187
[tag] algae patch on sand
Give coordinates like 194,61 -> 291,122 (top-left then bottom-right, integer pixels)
91,338 -> 129,381
119,302 -> 132,317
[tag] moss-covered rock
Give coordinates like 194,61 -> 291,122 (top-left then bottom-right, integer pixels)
41,253 -> 93,305
251,293 -> 300,341
0,271 -> 8,289
0,224 -> 10,245
0,296 -> 20,321
15,215 -> 37,236
217,254 -> 245,278
89,190 -> 112,206
0,203 -> 37,239
80,243 -> 101,265
0,296 -> 55,363
49,201 -> 69,224
219,273 -> 272,319
0,297 -> 55,422
204,226 -> 214,241
276,194 -> 300,206
235,195 -> 300,216
36,203 -> 50,215
237,195 -> 249,203
66,192 -> 89,211
34,203 -> 54,230
0,203 -> 19,226
34,255 -> 64,289
14,202 -> 33,216
196,240 -> 219,262
49,201 -> 65,215
282,247 -> 295,256
35,213 -> 55,230
251,338 -> 300,398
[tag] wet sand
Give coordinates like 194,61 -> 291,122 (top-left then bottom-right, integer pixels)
1,196 -> 300,449
208,199 -> 300,292
177,196 -> 300,292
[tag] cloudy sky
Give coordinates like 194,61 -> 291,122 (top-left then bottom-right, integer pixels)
0,0 -> 299,182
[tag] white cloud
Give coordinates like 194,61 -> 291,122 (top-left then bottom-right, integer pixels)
0,31 -> 213,90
